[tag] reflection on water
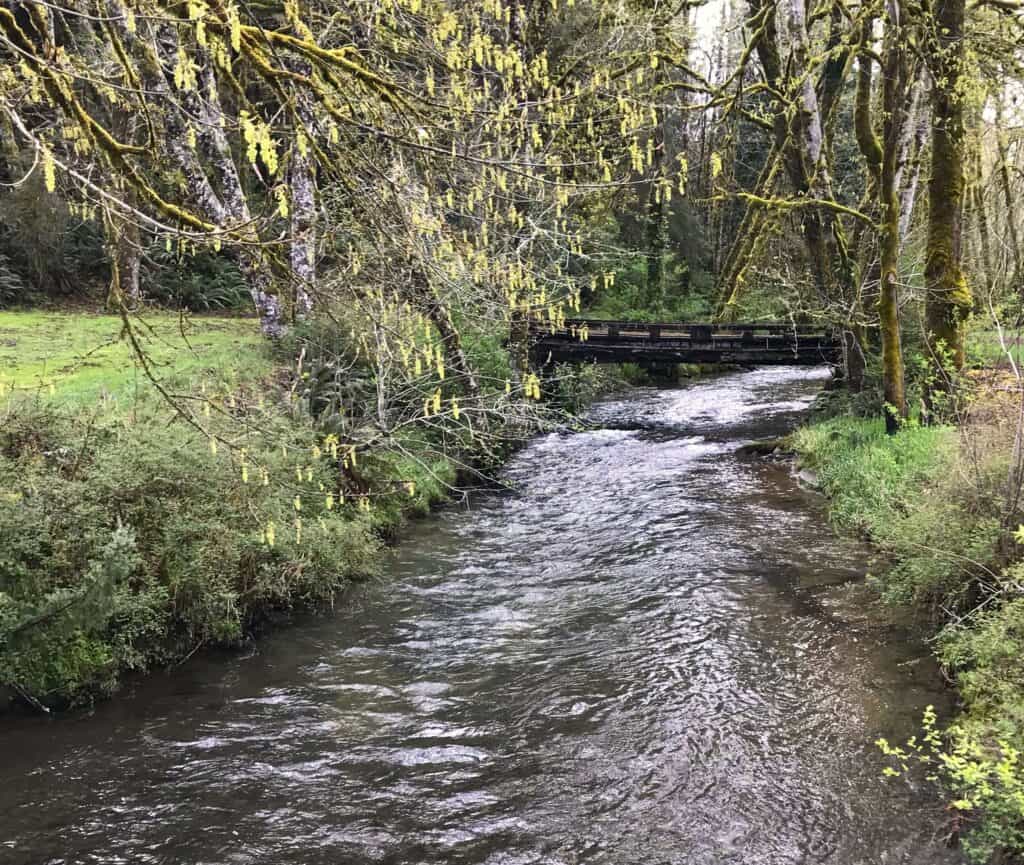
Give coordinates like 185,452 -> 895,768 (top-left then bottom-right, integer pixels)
0,367 -> 961,865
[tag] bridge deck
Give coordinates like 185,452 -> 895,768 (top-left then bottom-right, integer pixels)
529,319 -> 841,367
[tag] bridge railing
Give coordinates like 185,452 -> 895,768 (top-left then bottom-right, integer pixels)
528,319 -> 835,345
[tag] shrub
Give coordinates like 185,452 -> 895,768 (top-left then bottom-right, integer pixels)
798,412 -> 1024,859
879,704 -> 1024,864
0,252 -> 28,308
0,397 -> 381,707
143,245 -> 250,311
0,174 -> 107,298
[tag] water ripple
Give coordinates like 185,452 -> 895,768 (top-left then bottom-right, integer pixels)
0,367 -> 961,865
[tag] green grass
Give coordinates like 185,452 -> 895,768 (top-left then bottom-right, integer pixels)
967,328 -> 1024,368
792,415 -> 1006,609
797,414 -> 1024,861
0,311 -> 269,403
792,415 -> 955,537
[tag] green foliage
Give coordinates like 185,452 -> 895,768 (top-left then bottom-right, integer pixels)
280,316 -> 375,439
0,524 -> 139,700
934,601 -> 1024,861
794,416 -> 1003,610
879,705 -> 1024,863
461,326 -> 514,392
585,255 -> 714,322
0,252 -> 27,308
793,415 -> 952,532
942,594 -> 1024,738
144,246 -> 251,311
550,362 -> 619,415
0,391 -> 383,708
798,414 -> 1024,858
0,173 -> 107,298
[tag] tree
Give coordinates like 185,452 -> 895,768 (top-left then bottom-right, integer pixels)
924,0 -> 973,403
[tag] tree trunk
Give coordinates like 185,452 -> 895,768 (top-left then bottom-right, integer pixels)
995,101 -> 1023,293
924,0 -> 972,399
714,148 -> 782,318
969,145 -> 996,298
115,215 -> 141,304
413,272 -> 480,400
896,84 -> 928,246
191,62 -> 285,337
879,0 -> 908,432
286,54 -> 317,322
289,144 -> 316,321
101,180 -> 142,307
643,100 -> 668,309
126,16 -> 285,337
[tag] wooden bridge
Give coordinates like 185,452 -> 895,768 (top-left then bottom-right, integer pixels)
529,319 -> 841,367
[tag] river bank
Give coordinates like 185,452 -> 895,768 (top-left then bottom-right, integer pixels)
0,311 -> 483,712
0,310 -> 638,713
0,365 -> 962,865
791,384 -> 1024,864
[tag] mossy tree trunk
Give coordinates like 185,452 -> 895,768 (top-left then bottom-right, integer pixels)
113,10 -> 286,336
714,148 -> 781,320
103,187 -> 142,307
878,0 -> 909,433
994,101 -> 1022,297
718,0 -> 855,323
288,58 -> 318,322
924,0 -> 972,405
846,17 -> 883,394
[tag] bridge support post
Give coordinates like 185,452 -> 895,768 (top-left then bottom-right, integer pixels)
641,362 -> 680,383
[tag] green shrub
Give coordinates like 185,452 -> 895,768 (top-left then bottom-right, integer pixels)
0,174 -> 107,298
144,245 -> 250,311
878,705 -> 1024,864
0,252 -> 28,308
798,413 -> 1024,859
551,362 -> 620,414
942,594 -> 1024,739
0,397 -> 381,707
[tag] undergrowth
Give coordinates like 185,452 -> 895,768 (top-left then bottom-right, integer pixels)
0,396 -> 389,707
794,413 -> 1024,862
0,312 -> 462,710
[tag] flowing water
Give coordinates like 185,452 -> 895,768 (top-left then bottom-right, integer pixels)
1,367 -> 963,865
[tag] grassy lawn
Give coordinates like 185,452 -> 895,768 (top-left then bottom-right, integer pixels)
0,311 -> 270,402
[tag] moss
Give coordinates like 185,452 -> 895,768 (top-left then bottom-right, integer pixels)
924,0 -> 972,380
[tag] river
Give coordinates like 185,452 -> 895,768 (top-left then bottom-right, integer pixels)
1,366 -> 962,865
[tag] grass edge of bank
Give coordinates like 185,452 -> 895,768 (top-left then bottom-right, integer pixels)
0,312 -> 645,715
792,411 -> 1024,864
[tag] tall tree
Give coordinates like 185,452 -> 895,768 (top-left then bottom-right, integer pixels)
878,0 -> 911,431
924,0 -> 973,397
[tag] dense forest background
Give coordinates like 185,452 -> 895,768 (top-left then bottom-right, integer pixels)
4,0 -> 1024,404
